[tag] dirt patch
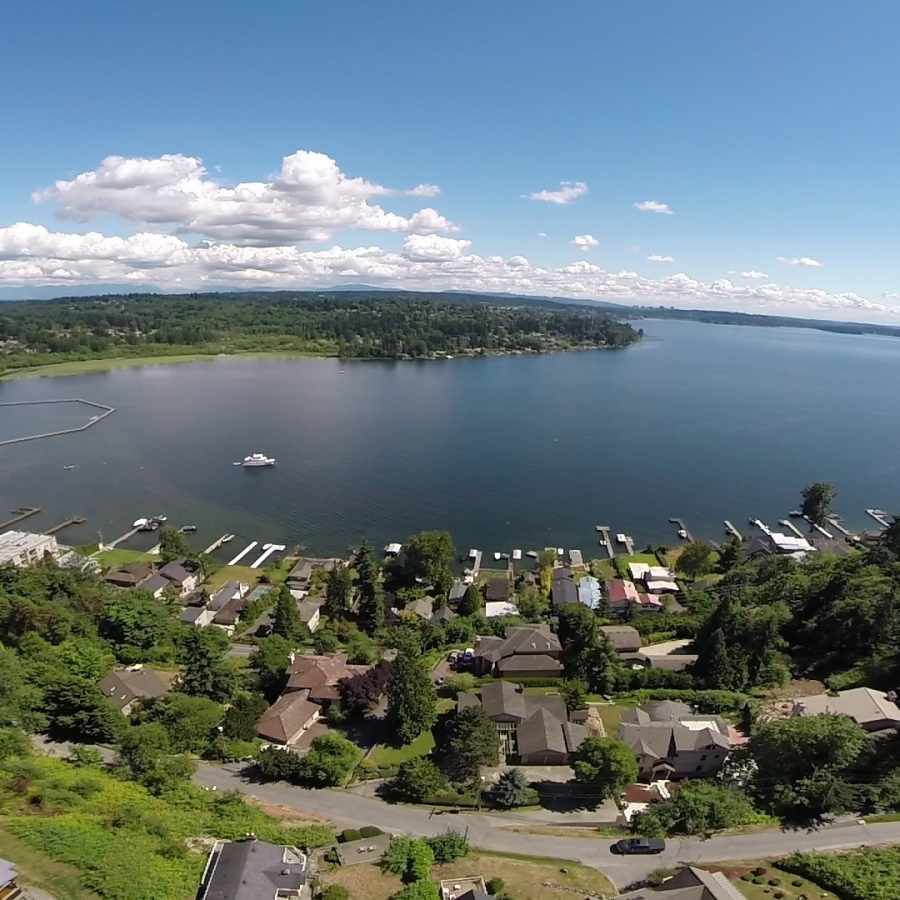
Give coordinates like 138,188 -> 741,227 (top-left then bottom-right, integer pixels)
245,798 -> 333,825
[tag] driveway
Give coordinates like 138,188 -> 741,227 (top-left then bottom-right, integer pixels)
194,761 -> 900,889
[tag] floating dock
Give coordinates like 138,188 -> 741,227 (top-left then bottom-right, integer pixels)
596,526 -> 614,558
826,515 -> 853,537
779,519 -> 805,538
227,541 -> 258,566
0,399 -> 115,447
723,520 -> 743,541
204,534 -> 235,555
866,508 -> 892,529
102,525 -> 141,551
250,543 -> 286,568
801,515 -> 832,538
0,506 -> 41,531
669,517 -> 694,542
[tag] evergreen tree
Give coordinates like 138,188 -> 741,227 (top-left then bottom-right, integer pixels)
694,627 -> 735,689
271,585 -> 305,642
489,768 -> 532,809
356,541 -> 385,635
458,583 -> 483,617
386,640 -> 437,745
436,705 -> 500,782
573,736 -> 639,799
179,629 -> 238,702
325,565 -> 354,621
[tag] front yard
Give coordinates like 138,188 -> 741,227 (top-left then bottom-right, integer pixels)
718,861 -> 833,900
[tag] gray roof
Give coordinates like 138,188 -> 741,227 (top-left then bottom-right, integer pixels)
600,624 -> 642,651
480,681 -> 527,720
98,669 -> 174,710
404,596 -> 434,620
209,580 -> 243,610
552,577 -> 578,608
432,604 -> 458,623
297,599 -> 322,623
497,654 -> 563,675
619,865 -> 745,900
449,579 -> 468,602
159,560 -> 192,584
180,606 -> 208,624
200,840 -> 307,900
793,687 -> 900,728
141,573 -> 171,594
485,578 -> 511,602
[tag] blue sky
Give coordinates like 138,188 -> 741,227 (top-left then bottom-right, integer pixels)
1,1 -> 898,320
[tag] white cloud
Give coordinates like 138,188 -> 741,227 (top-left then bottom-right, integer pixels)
777,256 -> 824,268
647,254 -> 674,262
35,150 -> 456,245
571,234 -> 599,252
407,183 -> 441,197
739,270 -> 769,279
401,234 -> 472,262
526,181 -> 588,205
634,200 -> 673,215
536,232 -> 548,238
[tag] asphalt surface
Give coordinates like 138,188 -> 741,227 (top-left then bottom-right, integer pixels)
194,762 -> 900,889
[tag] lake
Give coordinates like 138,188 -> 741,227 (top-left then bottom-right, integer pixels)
1,318 -> 899,559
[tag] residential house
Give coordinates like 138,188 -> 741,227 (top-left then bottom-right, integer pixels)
439,876 -> 497,900
449,579 -> 468,604
256,692 -> 321,746
600,625 -> 643,654
0,858 -> 21,900
212,594 -> 248,632
297,599 -> 322,633
471,625 -> 563,678
551,570 -> 578,610
209,580 -> 248,612
792,687 -> 900,733
105,561 -> 153,588
286,557 -> 339,591
139,573 -> 172,599
98,667 -> 175,715
159,559 -> 200,597
619,865 -> 744,900
484,578 -> 512,604
628,563 -> 680,594
568,549 -> 584,568
459,680 -> 587,764
180,605 -> 216,628
284,653 -> 371,704
432,604 -> 458,624
577,575 -> 602,610
618,700 -> 734,780
198,838 -> 309,900
606,579 -> 664,616
0,531 -> 58,568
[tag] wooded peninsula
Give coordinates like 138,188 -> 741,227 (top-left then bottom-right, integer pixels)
0,290 -> 641,377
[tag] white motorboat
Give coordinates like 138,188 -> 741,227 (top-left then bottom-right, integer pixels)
240,452 -> 276,467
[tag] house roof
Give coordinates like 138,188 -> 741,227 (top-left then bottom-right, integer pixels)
607,579 -> 640,603
577,576 -> 601,609
213,594 -> 248,626
286,653 -> 368,699
793,687 -> 900,728
643,654 -> 698,671
98,668 -> 174,711
141,573 -> 171,594
159,560 -> 192,584
502,625 -> 561,655
297,599 -> 322,623
180,606 -> 209,624
518,707 -> 568,757
256,693 -> 321,743
480,681 -> 527,720
485,579 -> 511,602
552,577 -> 578,608
497,654 -> 562,675
200,839 -> 307,900
404,597 -> 434,620
432,605 -> 458,623
600,625 -> 642,651
449,579 -> 468,602
105,562 -> 152,585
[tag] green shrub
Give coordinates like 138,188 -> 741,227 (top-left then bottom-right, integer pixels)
319,886 -> 351,900
427,829 -> 468,863
339,829 -> 362,843
485,878 -> 505,895
752,876 -> 764,884
359,825 -> 383,838
792,880 -> 804,887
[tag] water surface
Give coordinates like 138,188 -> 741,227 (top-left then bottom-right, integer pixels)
1,319 -> 898,557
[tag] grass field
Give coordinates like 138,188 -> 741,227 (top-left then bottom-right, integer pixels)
204,564 -> 266,590
93,548 -> 154,568
367,729 -> 436,767
320,851 -> 617,900
722,862 -> 832,899
590,558 -> 618,580
0,825 -> 101,900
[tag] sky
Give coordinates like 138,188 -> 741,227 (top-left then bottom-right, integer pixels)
1,1 -> 899,321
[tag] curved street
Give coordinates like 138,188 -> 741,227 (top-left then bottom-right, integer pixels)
195,762 -> 900,889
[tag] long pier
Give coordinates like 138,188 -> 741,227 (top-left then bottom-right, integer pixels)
723,520 -> 743,541
826,515 -> 853,537
779,519 -> 805,538
596,526 -> 614,558
250,543 -> 286,568
0,399 -> 115,447
0,506 -> 41,531
102,526 -> 141,552
669,517 -> 694,542
204,534 -> 235,555
866,508 -> 892,529
227,541 -> 258,566
801,514 -> 833,538
45,516 -> 86,536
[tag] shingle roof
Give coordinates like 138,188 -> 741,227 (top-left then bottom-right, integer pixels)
159,560 -> 192,584
286,653 -> 369,700
552,577 -> 578,608
200,839 -> 307,900
600,625 -> 642,651
497,654 -> 562,675
485,579 -> 511,602
518,707 -> 568,757
480,681 -> 526,720
793,687 -> 900,728
255,693 -> 320,743
98,668 -> 174,711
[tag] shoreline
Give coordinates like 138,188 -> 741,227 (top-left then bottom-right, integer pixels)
0,342 -> 631,381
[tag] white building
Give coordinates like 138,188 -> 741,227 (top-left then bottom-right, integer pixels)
0,531 -> 59,567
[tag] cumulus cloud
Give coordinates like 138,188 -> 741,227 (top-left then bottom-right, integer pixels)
407,183 -> 441,197
634,200 -> 673,215
777,256 -> 823,267
34,150 -> 456,245
0,220 -> 896,321
526,181 -> 588,205
571,234 -> 599,252
647,254 -> 674,262
739,270 -> 769,279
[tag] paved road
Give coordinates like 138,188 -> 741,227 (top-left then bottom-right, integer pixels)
195,762 -> 900,889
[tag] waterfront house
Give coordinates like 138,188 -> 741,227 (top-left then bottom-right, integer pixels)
180,605 -> 215,628
792,687 -> 900,733
212,593 -> 248,632
551,572 -> 578,610
485,578 -> 512,604
618,700 -> 734,780
600,624 -> 643,653
432,604 -> 458,624
256,692 -> 322,746
297,599 -> 322,632
577,575 -> 602,610
208,580 -> 248,611
628,563 -> 680,594
139,573 -> 172,599
159,559 -> 200,597
471,624 -> 563,678
98,667 -> 175,715
606,578 -> 664,616
105,561 -> 153,589
449,578 -> 468,604
0,531 -> 58,568
458,680 -> 587,764
198,838 -> 309,900
286,557 -> 340,591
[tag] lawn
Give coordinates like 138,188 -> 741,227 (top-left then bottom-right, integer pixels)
614,553 -> 659,578
204,565 -> 266,590
589,558 -> 617,580
93,548 -> 154,568
320,851 -> 617,900
0,825 -> 101,900
719,862 -> 832,900
367,729 -> 435,767
593,701 -> 636,735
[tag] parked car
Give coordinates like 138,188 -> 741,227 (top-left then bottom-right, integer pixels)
610,838 -> 665,855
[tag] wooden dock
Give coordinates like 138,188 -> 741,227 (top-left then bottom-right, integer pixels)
801,515 -> 833,538
779,519 -> 805,538
250,543 -> 286,568
45,516 -> 86,536
596,526 -> 614,558
0,506 -> 41,531
204,533 -> 235,555
227,541 -> 258,566
102,525 -> 141,551
723,520 -> 743,541
866,508 -> 892,529
826,515 -> 853,537
669,517 -> 694,542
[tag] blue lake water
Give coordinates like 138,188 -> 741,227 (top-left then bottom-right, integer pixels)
1,319 -> 898,558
